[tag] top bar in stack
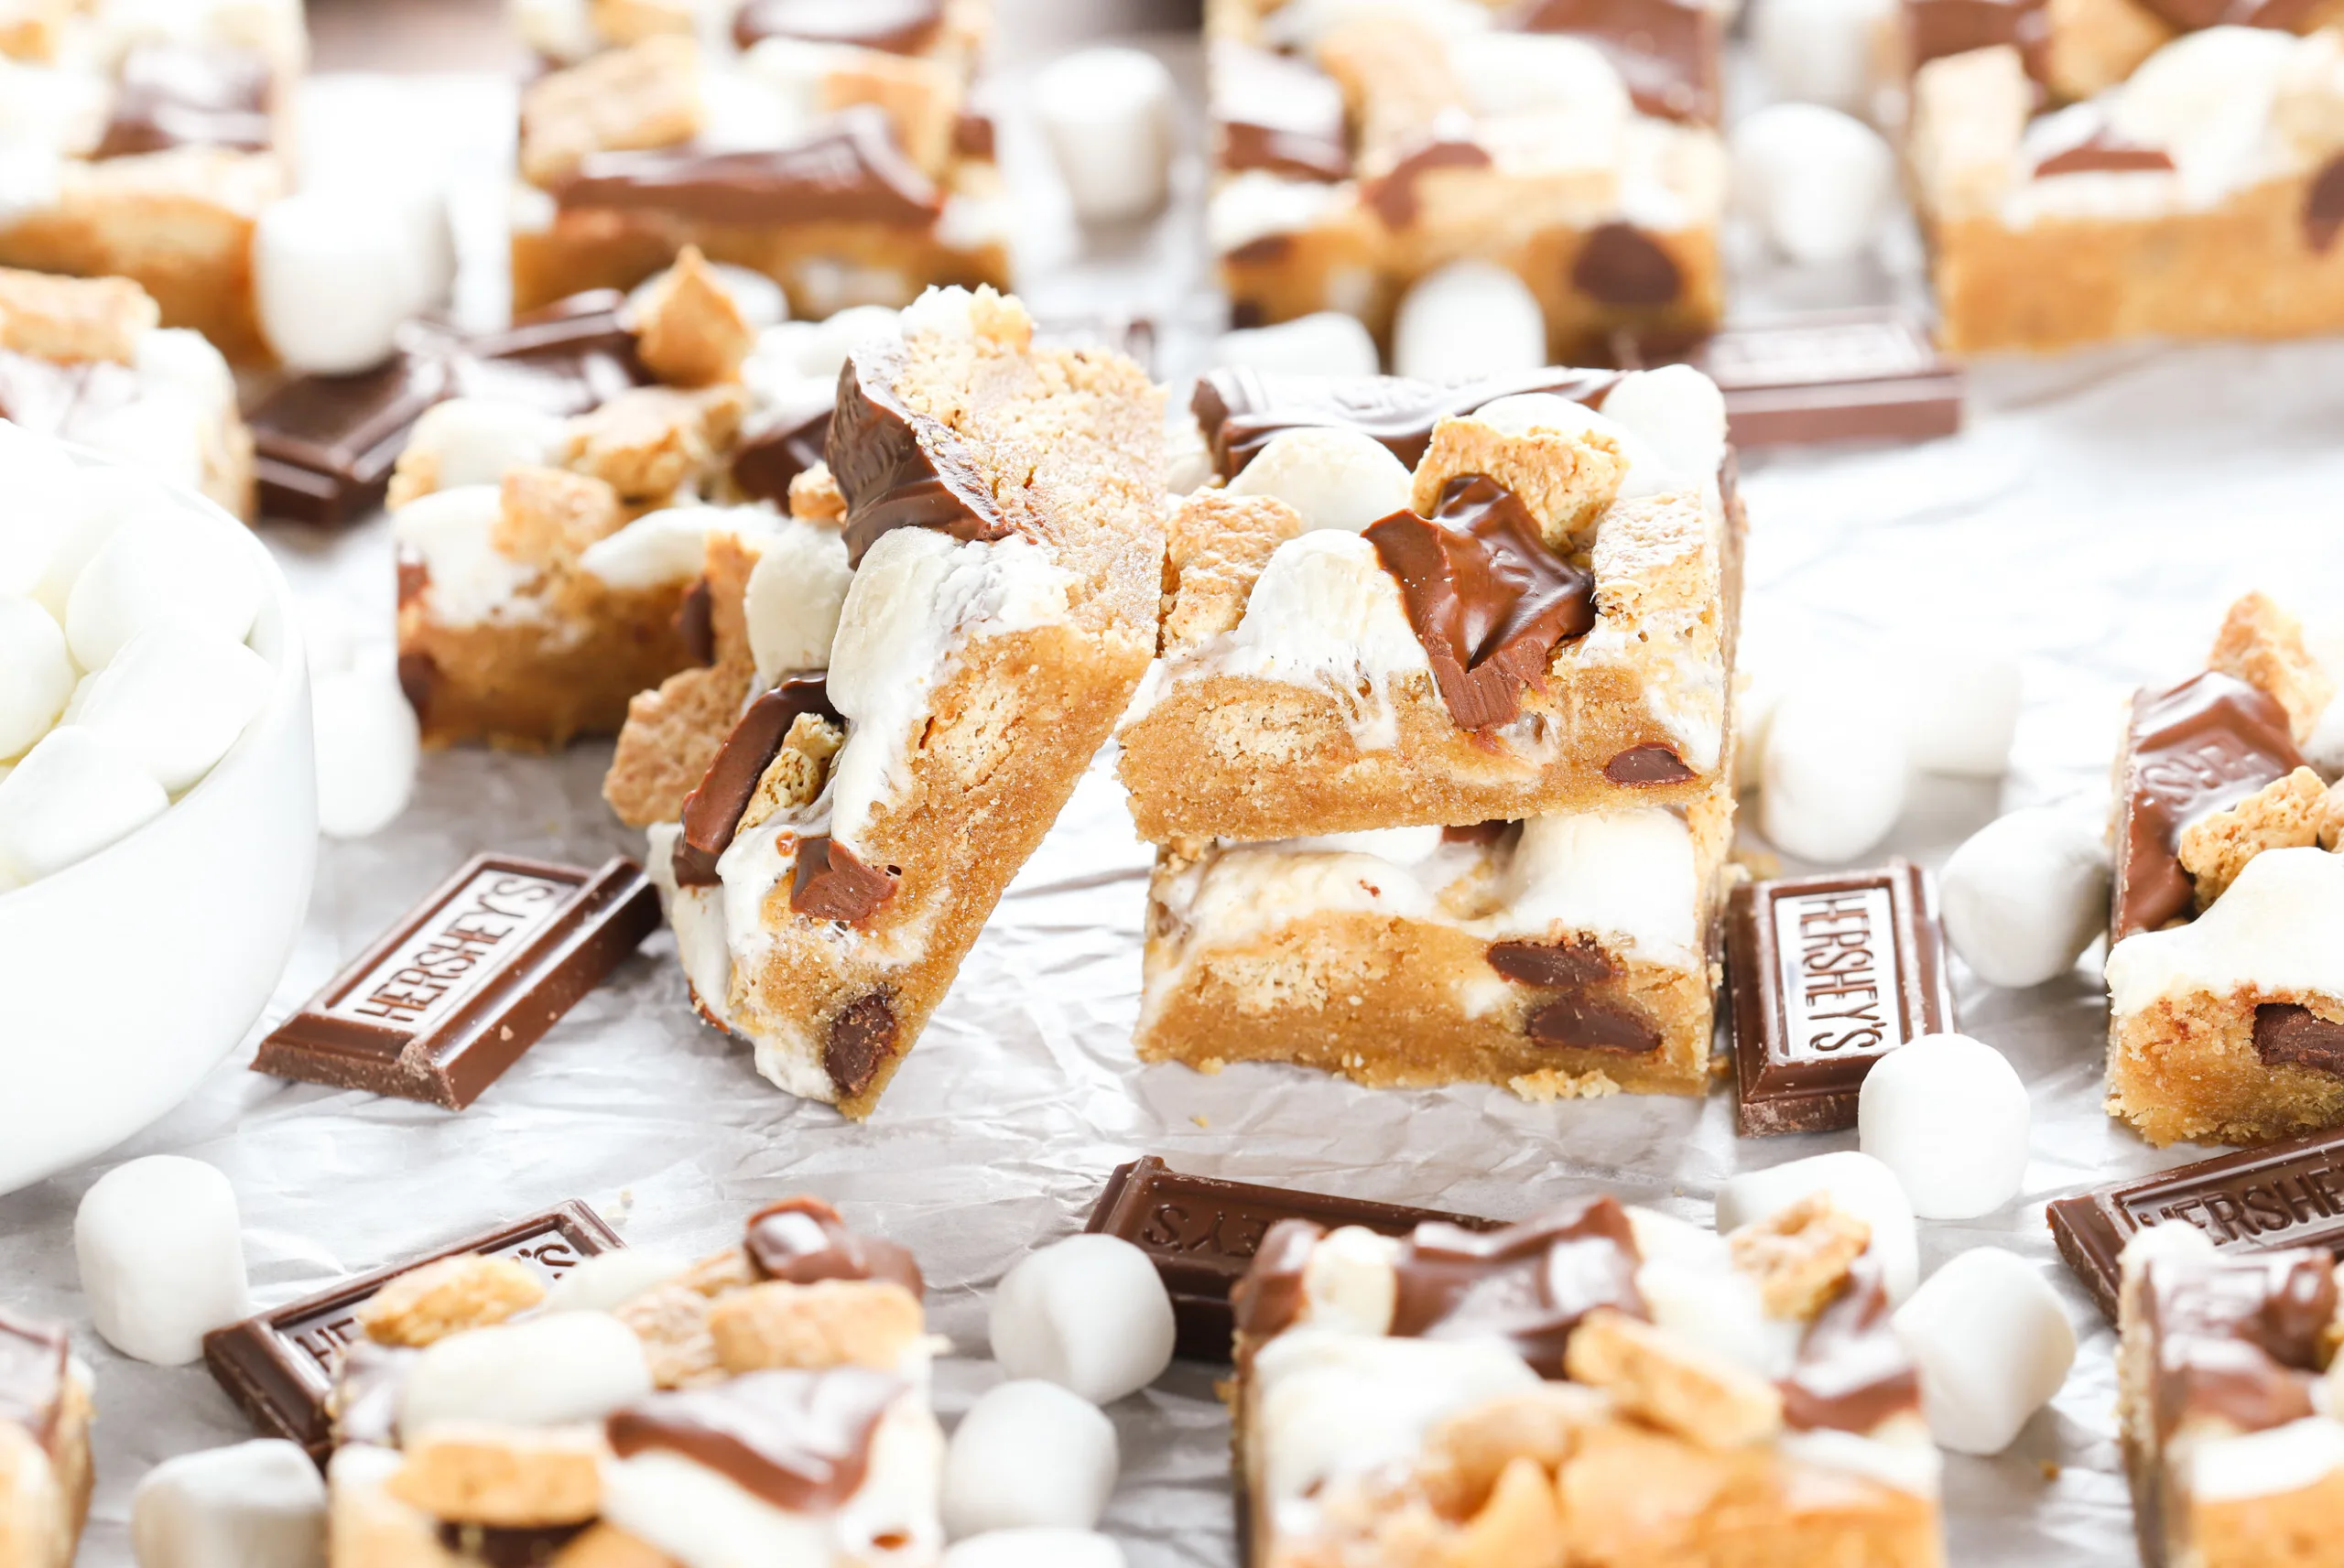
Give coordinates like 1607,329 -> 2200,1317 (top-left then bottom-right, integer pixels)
1206,0 -> 1728,362
1123,362 -> 1742,842
507,1 -> 1009,319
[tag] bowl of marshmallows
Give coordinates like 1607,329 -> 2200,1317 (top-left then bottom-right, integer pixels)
0,422 -> 315,1195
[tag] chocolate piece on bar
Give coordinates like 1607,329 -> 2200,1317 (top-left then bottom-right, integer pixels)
1190,364 -> 1622,481
1728,861 -> 1957,1137
248,350 -> 451,525
1505,0 -> 1722,125
250,855 -> 660,1108
1212,41 -> 1351,183
2048,1129 -> 2344,1324
448,290 -> 650,416
201,1201 -> 624,1459
1083,1156 -> 1498,1360
556,111 -> 944,229
1617,311 -> 1964,449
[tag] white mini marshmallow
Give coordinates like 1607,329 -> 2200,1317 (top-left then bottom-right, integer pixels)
579,507 -> 723,591
27,466 -> 171,620
943,1530 -> 1125,1568
1893,1249 -> 2075,1455
310,657 -> 420,840
1392,260 -> 1546,383
0,595 -> 71,759
1760,677 -> 1908,862
990,1234 -> 1177,1406
1225,427 -> 1414,533
1450,30 -> 1632,122
1895,641 -> 2020,776
397,1311 -> 653,1438
1599,365 -> 1729,493
0,725 -> 169,882
65,511 -> 263,673
254,192 -> 429,374
1941,806 -> 2111,989
0,424 -> 81,597
402,399 -> 568,493
2108,27 -> 2296,197
1859,1033 -> 2032,1220
1036,47 -> 1177,223
1731,103 -> 1897,265
1716,1150 -> 1919,1301
76,1155 -> 251,1366
540,1249 -> 693,1314
1752,0 -> 1896,114
1210,312 -> 1381,378
131,1438 -> 328,1568
941,1380 -> 1119,1539
76,629 -> 272,794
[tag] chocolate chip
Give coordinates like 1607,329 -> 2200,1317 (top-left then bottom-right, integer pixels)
2309,155 -> 2344,255
1362,133 -> 1492,228
1571,224 -> 1683,308
396,652 -> 439,722
1603,745 -> 1694,785
789,837 -> 897,924
1525,995 -> 1661,1054
1488,937 -> 1619,988
2255,1003 -> 2344,1076
825,991 -> 897,1098
1229,299 -> 1268,330
674,579 -> 715,667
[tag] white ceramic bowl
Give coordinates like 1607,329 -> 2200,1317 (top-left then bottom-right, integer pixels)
0,447 -> 315,1195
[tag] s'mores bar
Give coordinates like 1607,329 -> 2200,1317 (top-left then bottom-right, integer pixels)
325,1197 -> 943,1568
1208,0 -> 1727,362
508,2 -> 1008,323
0,0 -> 302,365
1906,5 -> 2344,352
1230,1195 -> 1943,1567
632,287 -> 1165,1117
2117,1227 -> 2344,1568
0,1310 -> 94,1568
0,266 -> 253,518
2103,592 -> 2344,1146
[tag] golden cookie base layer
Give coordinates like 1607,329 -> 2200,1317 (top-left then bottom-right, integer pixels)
2104,985 -> 2344,1148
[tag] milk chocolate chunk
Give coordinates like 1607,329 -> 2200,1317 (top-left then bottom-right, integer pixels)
2255,1004 -> 2344,1076
202,1202 -> 623,1459
2309,156 -> 2344,254
608,1367 -> 903,1510
1087,1157 -> 1496,1360
94,42 -> 273,160
830,339 -> 1013,565
2143,1252 -> 2332,1443
250,855 -> 660,1109
1362,129 -> 1492,228
1729,862 -> 1957,1137
2034,135 -> 2174,178
450,291 -> 650,416
824,991 -> 897,1098
676,579 -> 716,665
789,837 -> 897,924
1526,995 -> 1662,1054
1572,223 -> 1683,308
1488,936 -> 1617,988
397,651 -> 439,721
558,111 -> 944,229
730,405 -> 833,505
1364,475 -> 1596,730
1190,365 -> 1622,481
1504,0 -> 1721,124
2113,672 -> 2303,943
248,351 -> 451,525
744,1197 -> 924,1297
1389,1197 -> 1645,1378
1904,0 -> 2052,82
1655,310 -> 1964,449
1604,745 -> 1693,785
1779,1257 -> 1920,1433
673,676 -> 841,888
0,1310 -> 69,1446
1213,42 -> 1351,183
732,0 -> 945,54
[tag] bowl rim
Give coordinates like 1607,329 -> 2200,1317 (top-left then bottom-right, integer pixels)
0,435 -> 307,905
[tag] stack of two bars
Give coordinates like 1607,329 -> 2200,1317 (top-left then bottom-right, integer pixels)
1123,360 -> 1744,1101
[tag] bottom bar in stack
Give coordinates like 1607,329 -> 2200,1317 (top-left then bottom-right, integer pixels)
1137,784 -> 1734,1099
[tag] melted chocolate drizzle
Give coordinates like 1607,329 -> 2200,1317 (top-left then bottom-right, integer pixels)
556,110 -> 943,229
1388,1195 -> 1646,1377
607,1367 -> 905,1512
1189,365 -> 1621,481
830,339 -> 1013,566
744,1196 -> 925,1296
673,676 -> 841,888
1779,1257 -> 1922,1433
2144,1251 -> 2336,1444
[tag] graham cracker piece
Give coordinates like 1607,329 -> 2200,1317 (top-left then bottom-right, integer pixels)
2043,0 -> 2173,102
1162,491 -> 1308,655
633,246 -> 753,391
1562,1308 -> 1785,1450
1419,1382 -> 1609,1519
2208,591 -> 2335,745
2276,30 -> 2344,156
735,713 -> 845,838
563,385 -> 749,502
1910,48 -> 2029,217
1410,415 -> 1628,550
612,1282 -> 722,1389
0,268 -> 157,364
493,466 -> 627,568
789,463 -> 847,523
0,1 -> 69,63
707,1279 -> 926,1375
387,1426 -> 604,1527
520,35 -> 702,189
2177,767 -> 2344,910
1727,1194 -> 1872,1320
591,0 -> 695,45
356,1255 -> 546,1348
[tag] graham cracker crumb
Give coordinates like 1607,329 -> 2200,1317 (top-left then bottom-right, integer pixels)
591,0 -> 695,45
1410,415 -> 1627,550
1727,1194 -> 1872,1320
737,713 -> 844,836
1562,1308 -> 1785,1451
2208,591 -> 2335,744
356,1255 -> 546,1348
388,1425 -> 603,1528
633,246 -> 752,390
1162,491 -> 1308,655
789,462 -> 847,524
564,385 -> 747,502
613,1281 -> 722,1389
2177,767 -> 2344,911
0,267 -> 157,364
1509,1067 -> 1622,1102
708,1280 -> 926,1376
494,465 -> 626,568
520,35 -> 701,189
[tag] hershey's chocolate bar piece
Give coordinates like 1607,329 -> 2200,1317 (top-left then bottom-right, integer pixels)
251,855 -> 659,1109
1084,1156 -> 1496,1360
2049,1131 -> 2344,1323
1616,310 -> 1963,449
1729,860 -> 1956,1137
201,1202 -> 623,1459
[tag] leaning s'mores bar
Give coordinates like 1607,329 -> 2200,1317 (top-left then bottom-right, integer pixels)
1905,3 -> 2344,352
1230,1194 -> 1943,1567
1207,0 -> 1727,361
636,287 -> 1165,1118
0,1310 -> 94,1568
2102,592 -> 2344,1146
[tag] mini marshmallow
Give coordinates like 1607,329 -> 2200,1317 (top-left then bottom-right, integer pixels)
0,424 -> 80,597
1760,678 -> 1909,863
1752,0 -> 1896,114
1225,427 -> 1414,533
1731,103 -> 1897,265
402,399 -> 568,493
540,1249 -> 693,1314
579,507 -> 723,591
28,467 -> 171,620
72,392 -> 207,494
75,1154 -> 251,1366
1449,30 -> 1632,123
397,1311 -> 654,1438
941,1380 -> 1119,1539
131,1438 -> 328,1568
1036,47 -> 1177,224
0,595 -> 71,759
310,657 -> 420,841
76,629 -> 273,794
1715,1151 -> 1919,1301
1210,312 -> 1381,378
1941,806 -> 2111,989
990,1234 -> 1177,1406
65,511 -> 264,673
1392,260 -> 1546,383
943,1530 -> 1125,1568
0,725 -> 169,882
1895,640 -> 2020,776
254,192 -> 429,375
1893,1249 -> 2076,1455
1859,1033 -> 2032,1220
1599,366 -> 1729,493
